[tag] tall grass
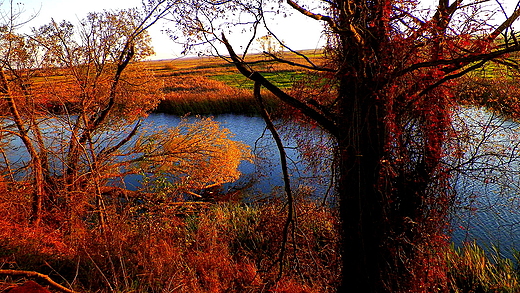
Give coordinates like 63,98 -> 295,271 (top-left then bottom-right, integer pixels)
447,242 -> 520,292
0,187 -> 341,292
147,55 -> 317,116
3,180 -> 520,292
455,67 -> 520,120
12,55 -> 309,116
154,73 -> 279,116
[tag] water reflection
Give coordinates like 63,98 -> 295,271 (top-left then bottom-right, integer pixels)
450,107 -> 520,257
4,109 -> 520,256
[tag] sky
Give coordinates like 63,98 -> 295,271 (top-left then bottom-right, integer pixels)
12,0 -> 180,59
12,0 -> 327,60
6,0 -> 520,60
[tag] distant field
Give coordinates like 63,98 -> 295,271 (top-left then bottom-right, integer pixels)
8,51 -> 323,116
144,51 -> 324,115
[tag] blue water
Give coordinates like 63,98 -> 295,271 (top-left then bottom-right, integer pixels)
0,113 -> 330,196
130,114 -> 332,197
121,114 -> 286,192
449,108 -> 520,257
4,109 -> 520,257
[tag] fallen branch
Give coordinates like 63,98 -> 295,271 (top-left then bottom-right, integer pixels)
0,270 -> 77,293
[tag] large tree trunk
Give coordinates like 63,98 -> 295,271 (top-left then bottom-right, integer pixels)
337,75 -> 386,291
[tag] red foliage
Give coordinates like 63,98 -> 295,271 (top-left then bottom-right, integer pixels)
277,2 -> 508,291
7,281 -> 50,293
269,278 -> 320,293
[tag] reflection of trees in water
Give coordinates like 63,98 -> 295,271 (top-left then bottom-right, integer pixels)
248,118 -> 335,204
448,106 -> 520,256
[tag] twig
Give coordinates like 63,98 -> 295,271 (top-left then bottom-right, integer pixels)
254,81 -> 296,280
0,269 -> 77,293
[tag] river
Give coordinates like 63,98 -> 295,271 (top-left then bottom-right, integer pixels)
0,112 -> 332,198
128,113 -> 333,198
137,110 -> 520,258
449,107 -> 520,258
2,108 -> 520,257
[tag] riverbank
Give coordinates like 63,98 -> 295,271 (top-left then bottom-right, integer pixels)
1,197 -> 519,292
147,56 -> 299,116
0,198 -> 342,292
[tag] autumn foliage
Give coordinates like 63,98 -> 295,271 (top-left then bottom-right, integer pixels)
0,4 -> 339,292
3,0 -> 520,292
131,116 -> 252,194
0,192 -> 341,292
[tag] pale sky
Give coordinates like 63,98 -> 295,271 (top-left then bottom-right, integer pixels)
13,0 -> 179,59
7,0 -> 520,60
13,0 -> 326,60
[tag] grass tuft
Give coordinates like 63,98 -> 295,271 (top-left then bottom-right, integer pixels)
447,242 -> 520,292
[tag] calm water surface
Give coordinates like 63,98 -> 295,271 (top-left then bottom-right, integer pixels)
3,109 -> 520,257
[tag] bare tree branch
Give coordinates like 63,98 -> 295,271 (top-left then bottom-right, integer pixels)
254,81 -> 295,279
0,270 -> 77,293
396,43 -> 520,77
221,34 -> 339,136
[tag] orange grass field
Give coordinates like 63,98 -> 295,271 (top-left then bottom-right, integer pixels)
144,51 -> 323,115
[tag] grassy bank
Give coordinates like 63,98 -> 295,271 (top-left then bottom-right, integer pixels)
447,242 -> 520,292
144,55 -> 313,116
0,191 -> 341,292
153,73 -> 279,116
2,193 -> 520,292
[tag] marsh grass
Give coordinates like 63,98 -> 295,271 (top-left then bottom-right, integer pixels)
454,74 -> 520,120
11,52 -> 318,116
153,70 -> 280,115
447,242 -> 520,292
208,70 -> 305,90
145,53 -> 322,115
0,189 -> 341,292
3,182 -> 520,292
